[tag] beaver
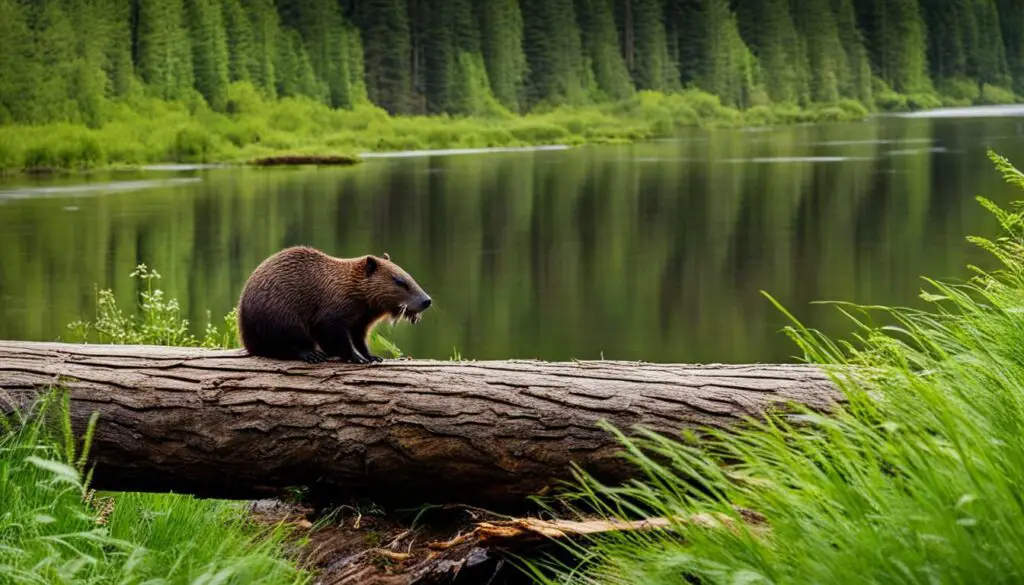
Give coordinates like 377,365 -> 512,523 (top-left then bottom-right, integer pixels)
237,246 -> 431,364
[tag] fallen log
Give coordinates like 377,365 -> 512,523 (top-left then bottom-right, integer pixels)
249,153 -> 361,167
0,341 -> 842,508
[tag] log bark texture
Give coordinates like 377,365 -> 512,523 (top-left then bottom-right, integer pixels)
0,341 -> 842,508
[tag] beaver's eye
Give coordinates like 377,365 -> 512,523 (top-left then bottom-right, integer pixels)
393,277 -> 410,291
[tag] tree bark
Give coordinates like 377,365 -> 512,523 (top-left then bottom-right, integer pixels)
0,341 -> 842,508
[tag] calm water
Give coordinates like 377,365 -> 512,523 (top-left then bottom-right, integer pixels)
3,108 -> 1024,363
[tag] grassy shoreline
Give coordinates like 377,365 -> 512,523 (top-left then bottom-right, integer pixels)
0,84 -> 881,176
2,80 -> 1021,177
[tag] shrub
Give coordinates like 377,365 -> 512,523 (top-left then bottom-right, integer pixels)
937,77 -> 982,105
171,125 -> 218,162
979,84 -> 1018,105
907,92 -> 943,110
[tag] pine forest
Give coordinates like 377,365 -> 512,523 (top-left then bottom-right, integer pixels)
2,0 -> 1023,128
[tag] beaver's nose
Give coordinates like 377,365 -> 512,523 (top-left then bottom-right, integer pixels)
419,297 -> 432,310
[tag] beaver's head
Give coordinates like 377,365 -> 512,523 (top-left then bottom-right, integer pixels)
361,253 -> 432,324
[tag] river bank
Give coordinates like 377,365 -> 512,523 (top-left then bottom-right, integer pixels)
0,88 -> 878,175
5,84 -> 1024,177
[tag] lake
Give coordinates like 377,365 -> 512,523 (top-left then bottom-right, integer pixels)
3,107 -> 1024,363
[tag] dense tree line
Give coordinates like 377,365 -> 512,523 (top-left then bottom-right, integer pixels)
0,0 -> 1021,124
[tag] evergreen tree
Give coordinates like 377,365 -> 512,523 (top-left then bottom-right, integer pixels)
671,0 -> 757,107
420,0 -> 456,113
446,0 -> 495,115
520,0 -> 588,107
619,0 -> 678,91
62,0 -> 114,124
734,0 -> 806,103
186,0 -> 230,110
222,0 -> 254,83
104,0 -> 134,97
274,27 -> 324,100
478,0 -> 528,111
971,0 -> 1009,90
356,0 -> 413,114
861,0 -> 929,93
791,0 -> 849,103
136,0 -> 194,101
997,0 -> 1024,94
831,0 -> 872,103
3,0 -> 1024,125
28,0 -> 78,122
577,0 -> 634,100
243,0 -> 280,97
278,0 -> 356,108
0,0 -> 36,123
920,0 -> 971,82
343,21 -> 369,105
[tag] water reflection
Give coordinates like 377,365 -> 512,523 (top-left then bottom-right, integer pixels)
1,116 -> 1023,363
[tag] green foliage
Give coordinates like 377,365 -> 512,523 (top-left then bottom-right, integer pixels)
0,390 -> 310,584
357,0 -> 413,114
531,151 -> 1024,584
673,0 -> 758,108
979,83 -> 1019,105
863,0 -> 930,93
792,0 -> 853,103
734,0 -> 806,104
831,0 -> 873,104
281,0 -> 356,108
0,86 -> 876,173
628,0 -> 679,93
244,0 -> 280,98
520,0 -> 588,107
67,264 -> 239,348
136,0 -> 195,101
479,0 -> 528,111
998,0 -> 1024,95
1,0 -> 1022,133
576,0 -> 634,102
186,0 -> 231,111
222,0 -> 254,83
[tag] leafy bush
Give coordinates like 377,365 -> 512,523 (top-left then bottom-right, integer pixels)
979,84 -> 1018,105
907,91 -> 943,110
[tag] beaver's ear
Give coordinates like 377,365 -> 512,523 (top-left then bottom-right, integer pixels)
365,255 -> 378,277
382,252 -> 390,261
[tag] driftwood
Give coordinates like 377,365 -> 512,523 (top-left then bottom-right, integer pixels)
249,154 -> 360,167
0,341 -> 842,508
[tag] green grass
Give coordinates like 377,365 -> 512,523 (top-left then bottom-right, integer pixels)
0,261 -> 408,584
526,150 -> 1024,584
1,77 -> 1017,174
0,83 -> 875,173
0,391 -> 310,585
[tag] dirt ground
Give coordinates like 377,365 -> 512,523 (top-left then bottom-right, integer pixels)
248,498 -> 565,585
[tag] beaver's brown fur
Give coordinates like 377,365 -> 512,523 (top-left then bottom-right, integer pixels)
237,246 -> 431,364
